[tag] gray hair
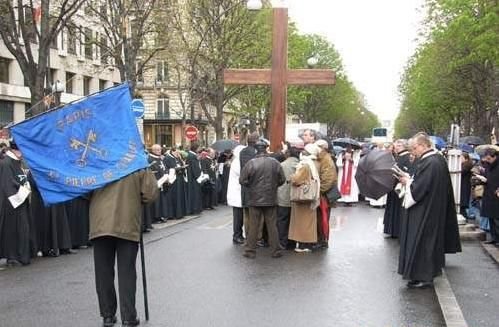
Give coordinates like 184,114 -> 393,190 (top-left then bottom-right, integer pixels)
394,139 -> 408,149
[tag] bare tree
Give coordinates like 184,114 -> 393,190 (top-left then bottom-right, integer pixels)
0,0 -> 85,114
169,0 -> 271,139
86,0 -> 168,93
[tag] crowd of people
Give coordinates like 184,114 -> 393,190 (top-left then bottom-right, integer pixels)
1,129 -> 498,325
1,130 -> 497,267
0,140 -> 231,267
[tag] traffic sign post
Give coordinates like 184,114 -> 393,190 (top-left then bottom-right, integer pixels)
185,125 -> 198,141
131,99 -> 145,142
131,99 -> 145,118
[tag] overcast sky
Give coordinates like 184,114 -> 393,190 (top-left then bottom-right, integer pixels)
282,0 -> 425,122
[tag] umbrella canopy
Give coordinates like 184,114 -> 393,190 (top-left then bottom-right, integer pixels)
332,145 -> 344,155
458,143 -> 474,153
460,136 -> 484,145
211,139 -> 239,152
429,135 -> 447,150
355,149 -> 395,199
333,137 -> 361,149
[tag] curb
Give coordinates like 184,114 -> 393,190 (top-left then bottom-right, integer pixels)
434,270 -> 469,327
151,214 -> 201,230
481,242 -> 499,264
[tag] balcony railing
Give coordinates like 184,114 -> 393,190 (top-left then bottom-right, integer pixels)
154,112 -> 170,120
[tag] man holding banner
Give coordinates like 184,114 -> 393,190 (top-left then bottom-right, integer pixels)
9,83 -> 158,326
90,169 -> 157,326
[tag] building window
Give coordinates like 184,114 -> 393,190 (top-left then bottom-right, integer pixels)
83,76 -> 91,95
0,57 -> 10,83
94,32 -> 100,60
67,24 -> 77,55
66,72 -> 75,94
49,68 -> 57,86
156,61 -> 168,83
0,100 -> 14,128
100,36 -> 108,64
60,28 -> 66,51
50,28 -> 58,49
99,79 -> 106,91
156,96 -> 170,119
79,26 -> 85,57
155,125 -> 173,147
136,61 -> 144,83
84,28 -> 93,60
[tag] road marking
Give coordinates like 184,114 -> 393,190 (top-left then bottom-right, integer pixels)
152,215 -> 199,230
198,216 -> 233,230
331,215 -> 347,231
434,270 -> 469,327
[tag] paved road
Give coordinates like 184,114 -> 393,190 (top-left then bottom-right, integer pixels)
0,203 -> 496,327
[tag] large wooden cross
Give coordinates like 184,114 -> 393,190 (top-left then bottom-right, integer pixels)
224,7 -> 336,151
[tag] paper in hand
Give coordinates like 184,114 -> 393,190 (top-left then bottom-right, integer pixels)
8,185 -> 31,209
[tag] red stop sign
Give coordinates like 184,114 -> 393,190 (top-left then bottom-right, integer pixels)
0,128 -> 9,139
185,126 -> 198,141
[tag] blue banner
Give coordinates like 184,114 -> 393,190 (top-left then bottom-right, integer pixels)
10,83 -> 148,205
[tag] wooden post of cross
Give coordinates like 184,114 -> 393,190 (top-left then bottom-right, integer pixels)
224,7 -> 336,152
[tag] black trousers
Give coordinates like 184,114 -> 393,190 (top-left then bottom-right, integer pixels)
276,206 -> 291,247
93,236 -> 138,321
490,216 -> 499,242
233,207 -> 244,240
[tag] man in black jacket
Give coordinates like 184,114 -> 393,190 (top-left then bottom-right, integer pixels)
239,141 -> 285,259
479,148 -> 499,245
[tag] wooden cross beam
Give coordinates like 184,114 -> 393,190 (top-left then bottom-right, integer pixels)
224,7 -> 336,151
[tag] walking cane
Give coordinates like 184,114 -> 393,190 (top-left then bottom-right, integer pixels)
139,232 -> 150,321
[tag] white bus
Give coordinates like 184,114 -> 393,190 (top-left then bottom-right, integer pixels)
371,127 -> 389,144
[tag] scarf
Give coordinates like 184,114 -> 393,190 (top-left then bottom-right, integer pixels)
298,154 -> 321,209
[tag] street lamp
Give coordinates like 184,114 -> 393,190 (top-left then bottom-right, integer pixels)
247,0 -> 263,10
307,55 -> 319,68
51,80 -> 64,107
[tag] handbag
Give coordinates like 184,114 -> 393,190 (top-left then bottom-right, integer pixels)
472,185 -> 484,199
326,184 -> 342,204
290,177 -> 319,203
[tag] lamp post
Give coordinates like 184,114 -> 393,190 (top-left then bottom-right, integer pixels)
307,55 -> 319,68
51,80 -> 64,107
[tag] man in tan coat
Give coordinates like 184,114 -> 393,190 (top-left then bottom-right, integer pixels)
90,169 -> 158,327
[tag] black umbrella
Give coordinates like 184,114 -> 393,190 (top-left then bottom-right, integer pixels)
210,139 -> 239,152
333,137 -> 361,149
460,136 -> 484,145
355,149 -> 395,199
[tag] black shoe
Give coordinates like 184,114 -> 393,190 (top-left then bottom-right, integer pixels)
232,237 -> 245,245
44,249 -> 60,257
271,251 -> 283,258
102,316 -> 117,327
407,281 -> 433,289
122,318 -> 140,326
6,259 -> 21,267
484,240 -> 497,244
60,248 -> 78,255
